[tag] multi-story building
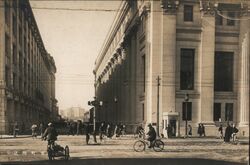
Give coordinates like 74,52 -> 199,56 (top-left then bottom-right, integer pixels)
94,0 -> 249,136
59,107 -> 85,121
0,0 -> 58,134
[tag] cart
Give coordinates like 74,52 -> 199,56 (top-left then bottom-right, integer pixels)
47,141 -> 70,161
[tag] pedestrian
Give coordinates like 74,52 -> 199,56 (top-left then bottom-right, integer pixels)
166,124 -> 172,138
224,123 -> 232,142
188,124 -> 192,137
66,122 -> 71,135
31,124 -> 38,139
99,122 -> 105,141
13,122 -> 19,138
85,123 -> 91,145
121,124 -> 126,136
113,125 -> 118,138
231,124 -> 239,142
218,124 -> 223,139
39,122 -> 45,138
76,121 -> 81,135
197,123 -> 202,137
106,123 -> 112,138
201,124 -> 206,137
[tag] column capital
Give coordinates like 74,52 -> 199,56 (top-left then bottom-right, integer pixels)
161,0 -> 179,14
200,1 -> 216,16
139,2 -> 151,17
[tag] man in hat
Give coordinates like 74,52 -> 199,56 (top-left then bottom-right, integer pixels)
146,123 -> 156,148
42,122 -> 58,145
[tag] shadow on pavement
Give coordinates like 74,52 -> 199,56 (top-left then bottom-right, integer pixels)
0,157 -> 247,165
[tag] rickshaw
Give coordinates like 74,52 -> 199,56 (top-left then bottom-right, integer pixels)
47,140 -> 70,161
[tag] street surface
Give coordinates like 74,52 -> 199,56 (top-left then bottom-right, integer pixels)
0,135 -> 249,165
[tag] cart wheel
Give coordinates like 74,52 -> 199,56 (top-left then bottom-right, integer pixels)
48,148 -> 53,161
64,145 -> 70,161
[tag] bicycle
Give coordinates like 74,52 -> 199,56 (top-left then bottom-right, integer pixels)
133,136 -> 164,152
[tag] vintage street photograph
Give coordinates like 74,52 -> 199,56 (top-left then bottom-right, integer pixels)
0,0 -> 249,164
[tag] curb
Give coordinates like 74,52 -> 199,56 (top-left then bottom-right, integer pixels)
0,150 -> 47,156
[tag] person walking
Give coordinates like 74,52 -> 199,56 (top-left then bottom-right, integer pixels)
31,124 -> 38,139
197,123 -> 202,137
201,124 -> 206,137
99,122 -> 105,141
13,122 -> 19,138
231,124 -> 239,142
188,124 -> 192,137
224,123 -> 232,142
85,123 -> 91,145
218,124 -> 223,139
39,122 -> 45,139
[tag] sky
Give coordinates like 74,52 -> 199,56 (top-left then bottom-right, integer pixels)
30,1 -> 121,111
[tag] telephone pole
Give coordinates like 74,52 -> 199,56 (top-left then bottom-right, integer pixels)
157,76 -> 160,137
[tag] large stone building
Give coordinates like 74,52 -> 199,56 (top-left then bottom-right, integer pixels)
0,0 -> 58,134
94,0 -> 249,136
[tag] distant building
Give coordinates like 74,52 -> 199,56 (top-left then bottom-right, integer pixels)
0,0 -> 58,134
94,0 -> 249,136
60,107 -> 85,121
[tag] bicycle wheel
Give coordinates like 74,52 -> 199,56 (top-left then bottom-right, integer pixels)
153,139 -> 164,152
133,140 -> 145,152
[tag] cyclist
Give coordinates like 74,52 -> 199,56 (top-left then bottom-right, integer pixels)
42,122 -> 58,146
146,123 -> 156,148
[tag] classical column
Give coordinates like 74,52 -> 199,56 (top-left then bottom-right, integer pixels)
199,3 -> 215,125
239,16 -> 250,127
161,1 -> 178,115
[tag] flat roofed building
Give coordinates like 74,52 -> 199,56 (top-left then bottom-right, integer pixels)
0,0 -> 58,134
94,0 -> 249,137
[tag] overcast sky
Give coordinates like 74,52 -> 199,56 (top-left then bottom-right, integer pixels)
30,1 -> 121,110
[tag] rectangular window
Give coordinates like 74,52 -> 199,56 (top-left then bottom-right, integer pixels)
215,13 -> 223,25
227,12 -> 235,26
184,5 -> 193,22
225,103 -> 233,121
213,103 -> 221,121
182,102 -> 192,121
180,49 -> 195,90
142,55 -> 146,92
214,52 -> 234,91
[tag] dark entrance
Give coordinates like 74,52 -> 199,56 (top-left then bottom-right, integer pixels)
169,119 -> 176,137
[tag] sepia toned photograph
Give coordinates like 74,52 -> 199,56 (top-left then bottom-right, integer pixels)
0,0 -> 249,164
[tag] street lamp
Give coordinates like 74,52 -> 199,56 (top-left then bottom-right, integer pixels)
184,93 -> 189,137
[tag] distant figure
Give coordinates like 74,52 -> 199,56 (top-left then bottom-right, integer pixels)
197,124 -> 202,137
85,123 -> 91,145
224,123 -> 232,142
21,122 -> 25,135
231,124 -> 239,142
99,122 -> 105,141
218,124 -> 223,139
76,121 -> 81,135
166,124 -> 172,138
106,124 -> 112,138
31,124 -> 38,139
201,124 -> 206,137
188,125 -> 192,137
39,122 -> 45,138
121,124 -> 126,136
13,122 -> 19,138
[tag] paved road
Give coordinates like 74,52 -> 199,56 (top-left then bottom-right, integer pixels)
0,135 -> 248,165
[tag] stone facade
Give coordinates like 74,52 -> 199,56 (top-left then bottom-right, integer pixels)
0,0 -> 58,134
94,0 -> 249,137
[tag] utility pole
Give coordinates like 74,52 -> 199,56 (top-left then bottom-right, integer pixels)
93,70 -> 97,133
156,76 -> 160,137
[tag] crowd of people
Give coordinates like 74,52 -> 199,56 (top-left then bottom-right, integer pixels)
11,120 -> 241,146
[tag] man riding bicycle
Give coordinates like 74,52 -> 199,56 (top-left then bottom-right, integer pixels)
147,123 -> 156,148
